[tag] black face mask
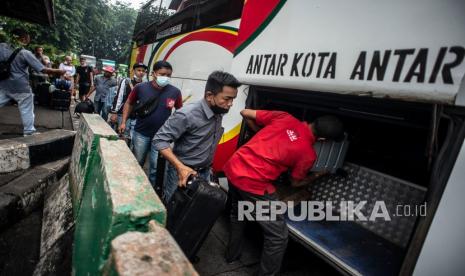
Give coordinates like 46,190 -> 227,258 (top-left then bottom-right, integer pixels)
210,105 -> 229,114
210,98 -> 229,114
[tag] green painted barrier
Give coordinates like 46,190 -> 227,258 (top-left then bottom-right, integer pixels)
73,136 -> 166,275
69,113 -> 118,217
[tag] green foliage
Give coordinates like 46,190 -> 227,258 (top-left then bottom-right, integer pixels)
0,0 -> 154,64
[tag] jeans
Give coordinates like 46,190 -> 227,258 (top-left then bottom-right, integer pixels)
114,114 -> 131,138
0,89 -> 36,135
130,119 -> 136,141
226,183 -> 288,276
164,162 -> 211,203
132,131 -> 158,189
94,100 -> 109,121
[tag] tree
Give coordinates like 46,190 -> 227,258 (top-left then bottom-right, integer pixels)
1,0 -> 144,64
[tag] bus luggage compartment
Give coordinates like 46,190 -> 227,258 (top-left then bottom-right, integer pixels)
279,163 -> 426,276
245,86 -> 437,276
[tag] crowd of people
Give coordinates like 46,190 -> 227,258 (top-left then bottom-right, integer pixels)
0,27 -> 345,276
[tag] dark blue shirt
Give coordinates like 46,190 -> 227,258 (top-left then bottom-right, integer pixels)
128,81 -> 182,138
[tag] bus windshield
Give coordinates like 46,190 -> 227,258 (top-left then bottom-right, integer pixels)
133,0 -> 243,46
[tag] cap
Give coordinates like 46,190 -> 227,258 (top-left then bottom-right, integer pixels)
102,66 -> 115,73
132,62 -> 148,70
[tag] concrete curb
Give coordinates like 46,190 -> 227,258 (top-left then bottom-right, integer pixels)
69,113 -> 118,216
73,138 -> 166,275
104,221 -> 198,276
0,129 -> 75,173
0,158 -> 70,230
69,99 -> 80,131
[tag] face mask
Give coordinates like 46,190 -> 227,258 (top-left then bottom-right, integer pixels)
156,76 -> 170,87
133,76 -> 143,83
210,98 -> 230,114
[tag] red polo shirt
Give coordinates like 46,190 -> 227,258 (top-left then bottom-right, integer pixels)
223,110 -> 316,195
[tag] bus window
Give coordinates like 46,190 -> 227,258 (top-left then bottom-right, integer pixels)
133,0 -> 172,46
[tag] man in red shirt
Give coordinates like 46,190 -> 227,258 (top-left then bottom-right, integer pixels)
223,109 -> 343,276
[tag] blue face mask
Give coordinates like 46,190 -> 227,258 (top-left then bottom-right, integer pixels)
156,76 -> 170,87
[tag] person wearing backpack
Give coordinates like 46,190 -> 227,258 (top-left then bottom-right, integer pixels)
0,28 -> 65,136
109,62 -> 148,140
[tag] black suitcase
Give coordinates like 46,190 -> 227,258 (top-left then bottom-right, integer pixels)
166,176 -> 227,260
36,82 -> 51,106
51,89 -> 71,111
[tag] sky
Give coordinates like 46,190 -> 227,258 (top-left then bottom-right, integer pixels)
110,0 -> 170,10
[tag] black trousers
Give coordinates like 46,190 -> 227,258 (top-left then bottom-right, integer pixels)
78,83 -> 91,100
227,183 -> 288,276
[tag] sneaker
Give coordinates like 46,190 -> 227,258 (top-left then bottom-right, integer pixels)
23,131 -> 41,137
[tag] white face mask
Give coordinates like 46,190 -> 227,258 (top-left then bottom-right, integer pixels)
156,76 -> 170,87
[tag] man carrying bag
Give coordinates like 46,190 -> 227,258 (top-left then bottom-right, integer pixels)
119,60 -> 182,191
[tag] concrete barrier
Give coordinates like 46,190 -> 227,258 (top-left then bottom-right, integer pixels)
69,113 -> 118,216
73,138 -> 166,276
103,221 -> 198,276
0,129 -> 75,173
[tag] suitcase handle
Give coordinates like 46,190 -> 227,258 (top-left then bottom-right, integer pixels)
181,175 -> 200,197
186,174 -> 198,186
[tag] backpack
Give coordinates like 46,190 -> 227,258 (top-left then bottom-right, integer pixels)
0,48 -> 22,80
75,99 -> 95,114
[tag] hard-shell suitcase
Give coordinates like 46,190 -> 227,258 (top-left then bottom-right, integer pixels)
166,176 -> 227,260
51,89 -> 71,111
36,82 -> 51,106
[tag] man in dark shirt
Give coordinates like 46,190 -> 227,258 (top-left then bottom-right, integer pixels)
119,60 -> 182,190
75,56 -> 94,101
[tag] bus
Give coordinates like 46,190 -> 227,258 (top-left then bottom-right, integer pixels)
131,1 -> 465,275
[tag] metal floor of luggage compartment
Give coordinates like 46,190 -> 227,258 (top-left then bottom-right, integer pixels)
285,163 -> 427,276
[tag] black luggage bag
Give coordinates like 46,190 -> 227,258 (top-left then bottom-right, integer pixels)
51,89 -> 71,111
36,82 -> 51,106
166,176 -> 227,260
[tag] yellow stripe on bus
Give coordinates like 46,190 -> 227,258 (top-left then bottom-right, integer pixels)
153,35 -> 184,64
220,123 -> 242,144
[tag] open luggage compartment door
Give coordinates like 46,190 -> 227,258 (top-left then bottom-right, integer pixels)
311,134 -> 349,173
